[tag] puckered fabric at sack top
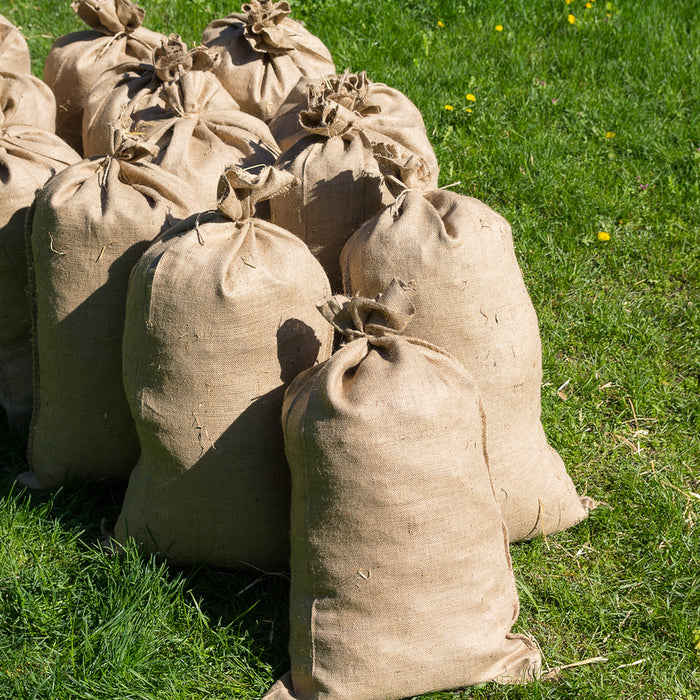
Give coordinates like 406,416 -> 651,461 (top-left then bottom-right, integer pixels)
43,0 -> 166,154
15,132 -> 199,490
269,72 -> 438,293
0,124 -> 80,430
340,190 -> 596,542
113,165 -> 333,570
202,0 -> 335,122
83,36 -> 279,208
263,280 -> 541,700
269,70 -> 439,174
0,72 -> 56,133
0,14 -> 32,75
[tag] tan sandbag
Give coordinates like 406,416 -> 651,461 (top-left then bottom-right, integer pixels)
0,125 -> 79,429
269,73 -> 437,292
0,72 -> 56,133
341,190 -> 595,542
43,0 -> 165,153
83,37 -> 278,207
202,0 -> 335,122
81,34 -> 201,156
266,281 -> 541,700
17,133 -> 198,490
0,14 -> 32,74
269,71 -> 439,164
114,165 -> 333,570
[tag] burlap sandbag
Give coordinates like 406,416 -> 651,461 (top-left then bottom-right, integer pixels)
269,71 -> 440,163
0,14 -> 31,75
16,133 -> 198,490
81,35 -> 212,156
269,72 -> 438,292
83,38 -> 278,206
264,281 -> 541,700
341,190 -> 595,542
114,166 -> 333,570
202,0 -> 335,123
0,72 -> 56,133
0,124 -> 79,428
43,0 -> 165,153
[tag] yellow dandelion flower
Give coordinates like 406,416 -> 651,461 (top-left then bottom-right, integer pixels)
437,20 -> 445,28
465,108 -> 473,113
598,231 -> 611,241
444,104 -> 454,111
466,93 -> 476,102
568,14 -> 576,23
605,131 -> 616,138
585,2 -> 592,7
495,24 -> 503,31
566,0 -> 573,4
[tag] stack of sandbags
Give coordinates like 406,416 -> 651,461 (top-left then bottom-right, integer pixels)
114,166 -> 333,569
341,186 -> 595,542
44,0 -> 166,153
0,63 -> 80,429
0,14 -> 31,74
263,280 -> 542,699
16,132 -> 198,489
202,0 -> 335,122
83,36 -> 279,208
270,71 -> 438,292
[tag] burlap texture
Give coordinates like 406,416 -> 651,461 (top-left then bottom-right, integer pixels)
0,72 -> 56,133
340,190 -> 594,542
266,281 -> 541,700
0,14 -> 31,75
202,0 -> 335,122
114,166 -> 333,569
0,125 -> 79,428
20,134 -> 198,489
269,71 -> 439,168
83,38 -> 278,207
43,0 -> 164,153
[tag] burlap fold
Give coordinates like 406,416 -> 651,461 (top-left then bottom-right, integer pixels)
114,165 -> 333,569
202,0 -> 335,122
266,280 -> 541,700
270,72 -> 438,293
0,72 -> 56,133
44,0 -> 165,153
341,190 -> 595,542
17,132 -> 198,489
0,14 -> 31,75
0,126 -> 79,428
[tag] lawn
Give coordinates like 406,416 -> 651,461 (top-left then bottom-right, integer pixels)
1,0 -> 699,698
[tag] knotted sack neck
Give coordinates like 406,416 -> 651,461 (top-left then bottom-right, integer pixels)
216,165 -> 299,222
240,0 -> 295,55
318,279 -> 415,339
152,35 -> 219,82
373,142 -> 433,201
73,0 -> 145,35
96,128 -> 159,187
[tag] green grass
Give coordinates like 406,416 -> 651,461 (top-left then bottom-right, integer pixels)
2,0 -> 699,697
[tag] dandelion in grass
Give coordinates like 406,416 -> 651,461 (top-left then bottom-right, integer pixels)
495,25 -> 503,31
585,2 -> 592,7
465,108 -> 473,113
466,93 -> 476,102
605,131 -> 615,138
566,0 -> 573,4
568,14 -> 576,24
598,231 -> 611,241
444,104 -> 454,111
437,20 -> 445,28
